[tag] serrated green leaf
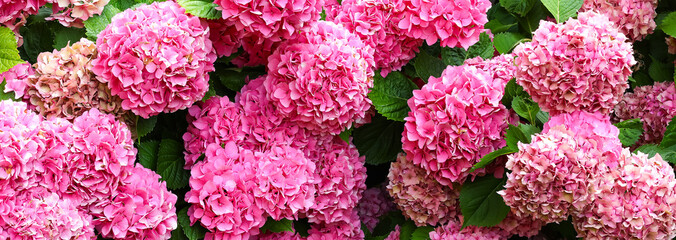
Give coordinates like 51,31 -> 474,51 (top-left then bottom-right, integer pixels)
635,144 -> 669,158
109,0 -> 137,10
518,123 -> 541,143
460,176 -> 510,228
137,140 -> 159,170
170,224 -> 187,240
505,124 -> 528,150
614,119 -> 644,148
20,21 -> 55,63
540,0 -> 583,23
441,32 -> 493,66
410,226 -> 433,240
398,220 -> 416,240
353,115 -> 404,165
660,117 -> 676,150
493,32 -> 525,54
53,27 -> 86,50
502,78 -> 525,108
137,116 -> 158,139
176,0 -> 222,19
178,207 -> 207,240
157,139 -> 190,189
649,57 -> 674,82
486,4 -> 518,34
259,218 -> 294,234
535,110 -> 549,126
84,4 -> 121,40
512,96 -> 540,124
414,50 -> 446,82
660,11 -> 676,38
518,1 -> 548,35
501,0 -> 536,17
369,71 -> 417,122
472,147 -> 516,171
371,211 -> 406,236
216,66 -> 266,92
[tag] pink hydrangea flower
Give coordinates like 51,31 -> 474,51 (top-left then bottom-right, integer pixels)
214,0 -> 323,42
265,21 -> 375,135
253,231 -> 303,240
614,81 -> 676,144
185,143 -> 266,238
429,219 -> 508,240
387,153 -> 459,226
544,111 -> 623,155
513,11 -> 635,115
1,62 -> 33,99
91,1 -> 216,118
357,186 -> 395,231
0,100 -> 43,184
306,135 -> 367,224
307,210 -> 365,240
496,211 -> 546,238
574,149 -> 676,239
94,164 -> 177,240
402,64 -> 510,186
47,0 -> 110,27
395,0 -> 491,48
207,20 -> 242,58
231,36 -> 282,68
384,225 -> 400,240
328,0 -> 423,77
0,0 -> 45,28
581,0 -> 658,41
463,54 -> 515,89
0,187 -> 94,240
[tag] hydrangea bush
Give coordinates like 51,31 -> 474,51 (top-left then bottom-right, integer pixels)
3,0 -> 676,239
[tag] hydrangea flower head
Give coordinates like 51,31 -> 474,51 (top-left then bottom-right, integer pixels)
429,219 -> 508,240
47,0 -> 109,27
1,62 -> 33,99
206,20 -> 242,58
514,11 -> 635,115
307,210 -> 364,240
496,211 -> 546,238
581,0 -> 658,41
402,64 -> 510,185
463,54 -> 515,88
0,100 -> 43,184
357,186 -> 395,231
91,1 -> 216,118
614,81 -> 676,144
544,111 -> 622,155
0,0 -> 45,28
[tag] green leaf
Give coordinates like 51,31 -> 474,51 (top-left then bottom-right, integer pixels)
176,0 -> 222,19
502,78 -> 525,108
441,32 -> 494,66
369,71 -> 417,122
170,224 -> 188,240
505,124 -> 528,150
518,1 -> 548,35
460,175 -> 510,228
0,79 -> 17,101
511,96 -> 540,124
635,144 -> 669,158
157,139 -> 190,189
339,127 -> 353,143
472,147 -> 516,171
660,117 -> 676,150
353,115 -> 404,165
137,116 -> 158,139
413,50 -> 446,82
501,0 -> 536,17
493,32 -> 525,54
216,66 -> 266,92
371,211 -> 407,237
137,140 -> 159,170
20,21 -> 55,63
53,27 -> 86,50
178,207 -> 207,240
535,110 -> 549,126
398,221 -> 416,240
259,218 -> 294,234
410,226 -> 433,240
84,4 -> 121,40
518,123 -> 541,143
614,119 -> 644,148
485,4 -> 518,34
540,0 -> 583,23
109,0 -> 137,10
649,57 -> 674,82
660,11 -> 676,38
201,83 -> 217,102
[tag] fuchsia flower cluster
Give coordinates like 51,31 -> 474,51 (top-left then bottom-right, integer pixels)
0,100 -> 177,240
581,0 -> 658,41
614,81 -> 676,144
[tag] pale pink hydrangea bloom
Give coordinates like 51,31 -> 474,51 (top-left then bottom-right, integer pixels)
499,126 -> 604,223
463,54 -> 515,88
581,0 -> 657,41
395,0 -> 491,49
91,1 -> 216,118
307,210 -> 364,240
387,153 -> 459,227
94,165 -> 177,240
47,0 -> 110,27
402,65 -> 510,186
574,149 -> 676,240
207,20 -> 242,58
496,211 -> 546,238
614,81 -> 676,144
306,135 -> 367,224
357,187 -> 395,231
265,21 -> 375,135
0,188 -> 94,240
328,0 -> 423,77
214,0 -> 323,42
1,62 -> 33,99
544,111 -> 623,156
384,225 -> 400,240
0,100 -> 43,184
514,11 -> 635,115
429,219 -> 508,240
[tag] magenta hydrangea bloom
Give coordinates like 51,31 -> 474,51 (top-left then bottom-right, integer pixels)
429,219 -> 508,240
231,36 -> 282,68
253,231 -> 303,240
206,20 -> 241,58
395,0 -> 491,48
91,1 -> 216,118
574,149 -> 676,239
513,11 -> 635,115
94,165 -> 177,240
499,126 -> 604,223
387,153 -> 459,227
0,187 -> 94,240
1,62 -> 33,99
402,65 -> 510,186
265,21 -> 375,135
185,143 -> 266,238
0,100 -> 43,184
614,81 -> 676,144
306,135 -> 367,224
63,108 -> 136,210
328,0 -> 423,77
307,210 -> 365,240
463,54 -> 515,88
47,0 -> 109,27
357,186 -> 395,231
496,211 -> 546,238
581,0 -> 658,41
214,0 -> 323,42
384,225 -> 400,240
0,0 -> 45,28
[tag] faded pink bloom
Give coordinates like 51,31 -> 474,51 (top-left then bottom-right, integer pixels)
1,62 -> 33,99
47,0 -> 109,27
581,0 -> 657,41
265,21 -> 375,135
574,149 -> 676,240
514,11 -> 635,115
496,211 -> 546,238
614,81 -> 676,144
94,165 -> 177,240
402,65 -> 510,186
395,0 -> 491,49
357,186 -> 395,231
91,1 -> 216,118
307,210 -> 364,240
429,219 -> 508,240
328,0 -> 423,77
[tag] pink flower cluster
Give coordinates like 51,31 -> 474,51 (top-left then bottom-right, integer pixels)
265,21 -> 375,135
402,64 -> 510,186
429,219 -> 508,240
395,0 -> 491,48
514,11 -> 635,115
0,0 -> 45,29
581,0 -> 658,41
614,81 -> 676,144
328,0 -> 423,77
306,210 -> 365,240
1,61 -> 32,99
91,1 -> 216,118
47,0 -> 109,27
356,186 -> 395,231
463,54 -> 516,89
